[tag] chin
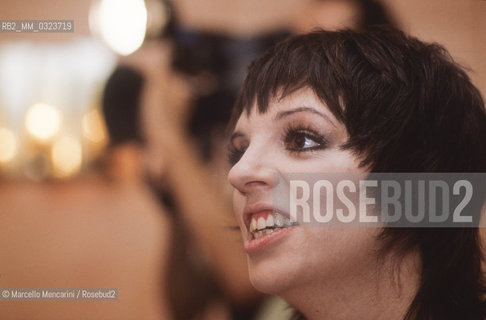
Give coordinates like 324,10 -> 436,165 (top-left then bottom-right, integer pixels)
247,254 -> 302,295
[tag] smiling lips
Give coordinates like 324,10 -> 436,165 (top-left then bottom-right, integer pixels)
247,209 -> 297,240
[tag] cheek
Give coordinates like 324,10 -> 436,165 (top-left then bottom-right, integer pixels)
232,190 -> 246,227
303,227 -> 381,278
300,150 -> 363,173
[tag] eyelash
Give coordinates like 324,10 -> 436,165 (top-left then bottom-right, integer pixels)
227,125 -> 329,166
228,144 -> 245,166
283,125 -> 328,153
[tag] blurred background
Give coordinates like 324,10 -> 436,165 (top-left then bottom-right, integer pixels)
0,0 -> 485,319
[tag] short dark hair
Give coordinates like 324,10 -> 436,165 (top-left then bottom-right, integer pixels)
230,28 -> 486,319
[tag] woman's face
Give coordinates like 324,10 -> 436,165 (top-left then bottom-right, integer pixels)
228,87 -> 381,297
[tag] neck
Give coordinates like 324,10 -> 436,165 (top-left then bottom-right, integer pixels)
283,251 -> 421,320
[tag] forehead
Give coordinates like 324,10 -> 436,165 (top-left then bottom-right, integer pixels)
234,87 -> 336,128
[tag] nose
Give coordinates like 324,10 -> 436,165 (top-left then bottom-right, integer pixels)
228,143 -> 276,195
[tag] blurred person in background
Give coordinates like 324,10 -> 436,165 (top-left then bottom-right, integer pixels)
127,39 -> 262,320
137,1 -> 298,319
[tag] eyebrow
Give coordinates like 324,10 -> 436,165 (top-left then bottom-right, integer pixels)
275,106 -> 337,128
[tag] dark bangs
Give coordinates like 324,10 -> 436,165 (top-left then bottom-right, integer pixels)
230,30 -> 346,134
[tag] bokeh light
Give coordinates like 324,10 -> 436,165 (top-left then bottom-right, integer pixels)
0,127 -> 17,164
82,108 -> 107,144
25,103 -> 61,142
90,0 -> 147,55
51,135 -> 82,177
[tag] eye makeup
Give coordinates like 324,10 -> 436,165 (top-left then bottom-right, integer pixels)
227,104 -> 341,167
228,133 -> 248,166
283,124 -> 329,154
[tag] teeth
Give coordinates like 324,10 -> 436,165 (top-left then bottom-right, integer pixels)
275,214 -> 284,227
253,229 -> 276,239
249,212 -> 297,239
250,218 -> 257,232
266,215 -> 274,228
257,217 -> 266,230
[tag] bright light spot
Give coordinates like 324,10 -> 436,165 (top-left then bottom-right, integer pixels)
92,0 -> 147,55
0,128 -> 17,163
51,136 -> 82,177
82,108 -> 107,144
25,103 -> 61,141
145,0 -> 169,38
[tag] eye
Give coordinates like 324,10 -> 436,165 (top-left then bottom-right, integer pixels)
284,126 -> 328,152
227,135 -> 248,166
228,145 -> 245,166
